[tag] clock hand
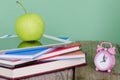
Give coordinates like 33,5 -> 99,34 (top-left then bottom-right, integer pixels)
103,54 -> 106,62
100,54 -> 106,63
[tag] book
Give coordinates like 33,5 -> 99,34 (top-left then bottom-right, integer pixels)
0,34 -> 74,60
0,58 -> 37,68
0,47 -> 55,59
37,43 -> 81,60
0,57 -> 86,80
0,43 -> 81,68
42,50 -> 85,61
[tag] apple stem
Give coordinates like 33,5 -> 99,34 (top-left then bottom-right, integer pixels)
16,1 -> 27,14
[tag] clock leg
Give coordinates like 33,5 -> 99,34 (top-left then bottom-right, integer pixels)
96,68 -> 99,71
107,69 -> 111,72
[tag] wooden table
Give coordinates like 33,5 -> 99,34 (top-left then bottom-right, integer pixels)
21,69 -> 73,80
21,41 -> 120,80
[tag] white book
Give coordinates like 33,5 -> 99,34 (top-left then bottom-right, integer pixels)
0,58 -> 86,79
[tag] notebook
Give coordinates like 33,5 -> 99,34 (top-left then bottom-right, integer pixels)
0,34 -> 72,59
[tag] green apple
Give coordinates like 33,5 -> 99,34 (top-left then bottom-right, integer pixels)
18,41 -> 42,48
15,1 -> 44,41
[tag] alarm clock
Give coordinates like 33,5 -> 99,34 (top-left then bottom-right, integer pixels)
94,42 -> 116,72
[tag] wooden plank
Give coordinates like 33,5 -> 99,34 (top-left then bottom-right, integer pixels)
21,69 -> 73,80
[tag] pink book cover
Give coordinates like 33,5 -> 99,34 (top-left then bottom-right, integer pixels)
42,50 -> 85,61
37,43 -> 81,60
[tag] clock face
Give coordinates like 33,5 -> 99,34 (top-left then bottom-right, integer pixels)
95,52 -> 111,70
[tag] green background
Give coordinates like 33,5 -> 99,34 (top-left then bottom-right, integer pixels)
0,0 -> 120,44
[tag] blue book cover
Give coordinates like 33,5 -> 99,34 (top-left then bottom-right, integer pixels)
0,34 -> 71,59
6,47 -> 49,55
0,47 -> 55,59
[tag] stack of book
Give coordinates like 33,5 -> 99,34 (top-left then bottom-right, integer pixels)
0,34 -> 86,79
